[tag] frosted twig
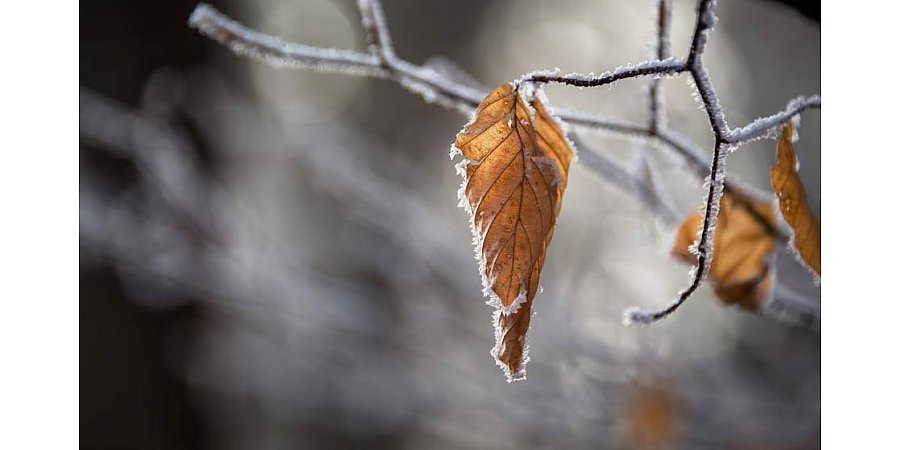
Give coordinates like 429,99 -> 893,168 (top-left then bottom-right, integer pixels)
596,0 -> 680,236
687,0 -> 717,66
188,4 -> 389,77
648,0 -> 672,132
726,95 -> 822,143
690,64 -> 729,138
519,58 -> 687,87
626,140 -> 726,325
356,0 -> 396,63
635,0 -> 675,228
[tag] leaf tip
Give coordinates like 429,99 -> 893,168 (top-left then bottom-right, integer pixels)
490,308 -> 531,383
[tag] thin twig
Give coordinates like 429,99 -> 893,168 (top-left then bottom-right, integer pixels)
627,139 -> 726,324
519,58 -> 687,87
648,0 -> 672,132
188,4 -> 389,77
726,95 -> 822,143
357,0 -> 396,63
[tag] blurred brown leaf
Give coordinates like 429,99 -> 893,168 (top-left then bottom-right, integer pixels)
619,375 -> 681,450
673,194 -> 776,311
771,122 -> 821,276
453,83 -> 573,381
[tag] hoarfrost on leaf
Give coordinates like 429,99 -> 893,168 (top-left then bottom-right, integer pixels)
452,83 -> 574,381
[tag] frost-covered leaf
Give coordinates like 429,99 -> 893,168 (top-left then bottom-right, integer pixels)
771,123 -> 820,276
452,83 -> 573,382
618,375 -> 681,450
673,194 -> 776,311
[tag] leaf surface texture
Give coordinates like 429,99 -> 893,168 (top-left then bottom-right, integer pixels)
673,194 -> 776,311
771,123 -> 821,276
453,83 -> 573,381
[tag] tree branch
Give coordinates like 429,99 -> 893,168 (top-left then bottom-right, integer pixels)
188,0 -> 820,327
648,0 -> 672,132
626,139 -> 727,324
188,4 -> 389,77
726,95 -> 822,143
519,58 -> 687,88
356,0 -> 396,63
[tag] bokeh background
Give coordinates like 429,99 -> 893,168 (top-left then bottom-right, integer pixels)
80,0 -> 821,448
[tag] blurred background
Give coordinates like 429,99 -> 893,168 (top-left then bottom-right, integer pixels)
80,0 -> 820,448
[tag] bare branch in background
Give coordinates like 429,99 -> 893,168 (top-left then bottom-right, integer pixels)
356,0 -> 396,64
648,0 -> 672,133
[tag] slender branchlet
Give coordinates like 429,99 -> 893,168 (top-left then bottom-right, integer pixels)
654,0 -> 673,61
632,0 -> 677,229
686,0 -> 717,68
627,139 -> 728,325
188,4 -> 389,77
187,0 -> 821,327
726,95 -> 822,143
357,0 -> 396,63
648,0 -> 672,132
519,58 -> 687,87
550,111 -> 650,136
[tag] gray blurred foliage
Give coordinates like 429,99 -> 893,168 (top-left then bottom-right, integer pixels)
80,0 -> 820,448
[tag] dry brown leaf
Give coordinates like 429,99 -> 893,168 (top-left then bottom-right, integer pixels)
673,194 -> 776,311
453,83 -> 573,382
771,122 -> 821,276
618,375 -> 681,450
